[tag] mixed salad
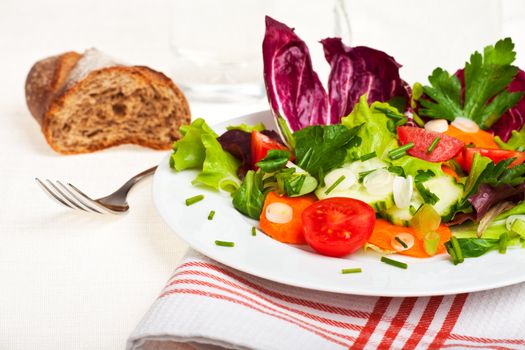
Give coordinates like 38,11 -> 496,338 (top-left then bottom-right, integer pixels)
170,17 -> 525,267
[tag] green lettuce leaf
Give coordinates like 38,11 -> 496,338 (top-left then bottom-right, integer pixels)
464,152 -> 525,200
495,125 -> 525,151
226,122 -> 266,133
463,153 -> 492,199
341,95 -> 399,160
418,38 -> 524,129
390,156 -> 444,178
192,134 -> 241,194
170,118 -> 218,171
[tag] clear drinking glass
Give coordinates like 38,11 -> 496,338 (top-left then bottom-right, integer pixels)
169,0 -> 351,102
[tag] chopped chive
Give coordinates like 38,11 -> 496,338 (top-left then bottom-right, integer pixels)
388,165 -> 405,177
185,194 -> 204,206
207,210 -> 215,220
325,175 -> 346,194
341,268 -> 362,274
395,236 -> 408,248
412,113 -> 425,127
215,240 -> 235,247
360,152 -> 377,161
450,236 -> 464,263
499,232 -> 509,254
426,137 -> 441,154
358,169 -> 377,183
388,142 -> 414,160
251,226 -> 257,236
380,256 -> 408,269
446,244 -> 459,265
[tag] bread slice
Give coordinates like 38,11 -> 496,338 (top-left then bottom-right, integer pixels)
25,49 -> 191,154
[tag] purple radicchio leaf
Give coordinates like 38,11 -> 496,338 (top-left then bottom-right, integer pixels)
321,37 -> 410,124
468,183 -> 525,220
217,129 -> 286,179
263,16 -> 329,132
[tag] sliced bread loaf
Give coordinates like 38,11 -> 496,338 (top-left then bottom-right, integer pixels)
25,49 -> 191,154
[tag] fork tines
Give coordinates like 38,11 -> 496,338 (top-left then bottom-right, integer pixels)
35,178 -> 108,214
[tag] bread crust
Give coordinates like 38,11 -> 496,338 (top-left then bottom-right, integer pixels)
25,51 -> 191,154
25,52 -> 82,125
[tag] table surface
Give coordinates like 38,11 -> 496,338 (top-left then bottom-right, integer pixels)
2,0 -> 525,349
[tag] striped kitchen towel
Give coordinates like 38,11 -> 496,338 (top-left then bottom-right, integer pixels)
127,251 -> 525,350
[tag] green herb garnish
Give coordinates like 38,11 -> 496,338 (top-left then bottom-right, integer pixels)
358,169 -> 377,183
251,226 -> 257,236
418,38 -> 524,129
185,195 -> 205,206
395,236 -> 408,249
341,268 -> 362,274
360,152 -> 377,162
426,137 -> 441,154
215,240 -> 235,247
388,165 -> 405,177
499,232 -> 509,254
450,237 -> 464,264
388,143 -> 414,160
207,210 -> 215,220
380,256 -> 408,269
324,175 -> 346,195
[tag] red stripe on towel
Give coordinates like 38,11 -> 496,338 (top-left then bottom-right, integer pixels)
350,297 -> 392,349
428,294 -> 468,349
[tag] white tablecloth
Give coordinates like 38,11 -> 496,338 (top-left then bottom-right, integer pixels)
2,0 -> 525,349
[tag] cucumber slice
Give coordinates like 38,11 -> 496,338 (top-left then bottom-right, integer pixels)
382,174 -> 463,225
423,175 -> 463,219
316,159 -> 395,211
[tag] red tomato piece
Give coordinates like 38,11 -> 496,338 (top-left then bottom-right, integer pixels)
302,198 -> 376,257
251,131 -> 289,167
462,147 -> 525,172
397,126 -> 465,162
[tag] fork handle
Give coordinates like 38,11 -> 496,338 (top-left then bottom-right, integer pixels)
111,165 -> 157,198
124,165 -> 157,189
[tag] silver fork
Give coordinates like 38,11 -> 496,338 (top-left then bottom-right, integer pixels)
35,166 -> 157,214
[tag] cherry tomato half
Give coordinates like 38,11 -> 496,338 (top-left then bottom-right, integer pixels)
462,147 -> 525,172
251,131 -> 289,167
302,197 -> 376,257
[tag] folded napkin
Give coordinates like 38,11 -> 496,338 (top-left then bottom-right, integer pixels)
127,251 -> 525,350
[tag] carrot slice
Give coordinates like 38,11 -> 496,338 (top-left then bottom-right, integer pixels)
368,219 -> 452,258
259,192 -> 316,244
444,125 -> 499,149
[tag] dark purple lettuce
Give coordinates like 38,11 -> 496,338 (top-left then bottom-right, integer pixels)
217,129 -> 286,179
321,38 -> 410,124
468,183 -> 525,219
490,69 -> 525,141
263,16 -> 329,131
217,130 -> 252,179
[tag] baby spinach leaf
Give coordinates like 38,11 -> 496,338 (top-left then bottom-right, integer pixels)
293,124 -> 361,179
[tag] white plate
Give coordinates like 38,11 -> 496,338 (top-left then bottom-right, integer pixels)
153,110 -> 525,296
